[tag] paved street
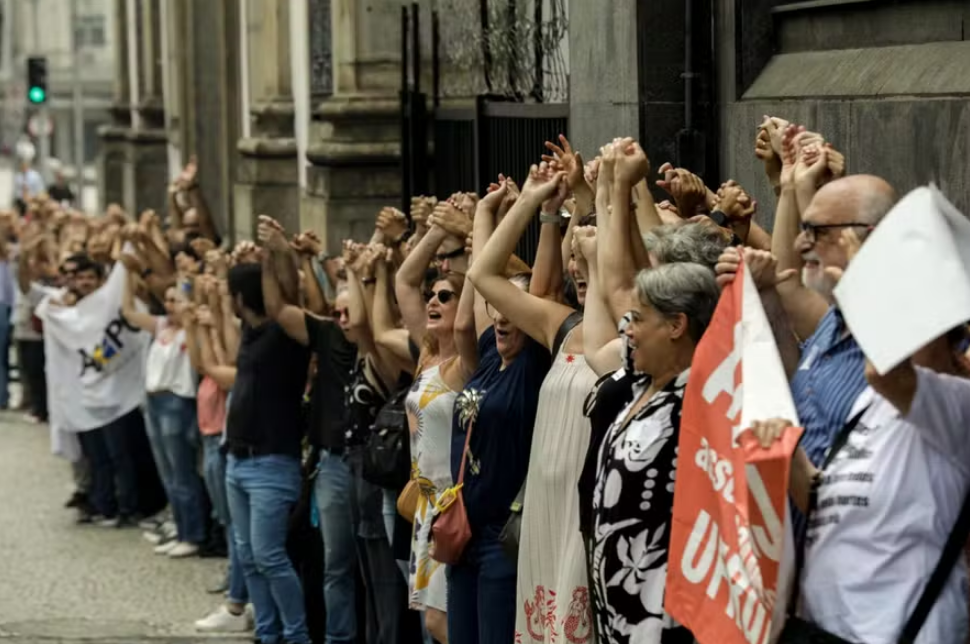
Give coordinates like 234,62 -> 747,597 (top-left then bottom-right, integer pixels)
0,409 -> 248,644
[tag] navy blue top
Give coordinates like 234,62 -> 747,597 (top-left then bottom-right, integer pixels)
451,326 -> 551,530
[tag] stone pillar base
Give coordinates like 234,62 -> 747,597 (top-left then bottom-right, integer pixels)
123,129 -> 169,215
98,125 -> 129,211
302,95 -> 401,253
233,137 -> 299,240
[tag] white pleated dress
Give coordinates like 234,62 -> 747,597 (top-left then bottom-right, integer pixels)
515,336 -> 599,644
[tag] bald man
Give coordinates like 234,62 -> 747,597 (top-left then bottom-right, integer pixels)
773,175 -> 898,466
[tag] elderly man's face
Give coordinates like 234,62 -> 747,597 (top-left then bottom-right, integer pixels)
797,190 -> 856,301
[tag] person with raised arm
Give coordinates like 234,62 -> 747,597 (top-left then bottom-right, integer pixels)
120,264 -> 205,558
467,163 -> 600,643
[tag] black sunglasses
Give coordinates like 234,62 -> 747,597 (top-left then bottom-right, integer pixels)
425,289 -> 457,305
435,246 -> 465,262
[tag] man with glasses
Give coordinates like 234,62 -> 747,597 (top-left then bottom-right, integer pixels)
771,170 -> 898,466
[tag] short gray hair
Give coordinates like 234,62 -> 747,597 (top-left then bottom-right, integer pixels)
634,263 -> 720,344
643,221 -> 731,271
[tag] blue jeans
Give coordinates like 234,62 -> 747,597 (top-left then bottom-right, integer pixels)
227,454 -> 309,644
314,449 -> 358,644
202,435 -> 248,605
0,302 -> 10,408
446,523 -> 518,644
146,393 -> 205,544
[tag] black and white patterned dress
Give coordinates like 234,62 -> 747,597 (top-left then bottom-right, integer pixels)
590,368 -> 692,644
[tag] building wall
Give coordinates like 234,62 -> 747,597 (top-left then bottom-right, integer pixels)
1,0 -> 114,175
717,0 -> 970,225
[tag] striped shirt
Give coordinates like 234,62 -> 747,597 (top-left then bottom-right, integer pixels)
791,306 -> 868,466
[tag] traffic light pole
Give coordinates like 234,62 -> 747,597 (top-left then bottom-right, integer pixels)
37,105 -> 50,185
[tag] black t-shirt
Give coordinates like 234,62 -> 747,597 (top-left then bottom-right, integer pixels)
226,321 -> 311,458
305,313 -> 358,452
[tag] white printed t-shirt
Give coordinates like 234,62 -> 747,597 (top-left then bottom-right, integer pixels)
145,318 -> 197,399
801,367 -> 970,644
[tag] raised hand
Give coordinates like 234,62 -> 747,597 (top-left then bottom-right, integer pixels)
205,249 -> 229,279
714,246 -> 797,291
520,163 -> 567,203
190,236 -> 216,257
256,215 -> 288,251
481,178 -> 509,212
377,207 -> 409,242
542,134 -> 586,190
611,138 -> 649,187
428,201 -> 472,239
658,167 -> 707,218
716,180 -> 757,221
825,144 -> 846,181
536,162 -> 569,213
232,240 -> 260,264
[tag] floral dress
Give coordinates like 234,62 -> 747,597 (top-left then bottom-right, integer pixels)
405,359 -> 458,612
590,369 -> 692,644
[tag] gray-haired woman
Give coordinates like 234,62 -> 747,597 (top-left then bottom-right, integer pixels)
585,262 -> 720,644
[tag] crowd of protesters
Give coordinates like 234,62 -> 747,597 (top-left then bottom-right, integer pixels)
5,115 -> 970,644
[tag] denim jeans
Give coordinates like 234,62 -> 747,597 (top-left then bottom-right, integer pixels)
78,410 -> 141,518
146,392 -> 205,544
446,523 -> 518,644
202,435 -> 248,605
314,449 -> 358,644
227,454 -> 309,644
0,302 -> 10,408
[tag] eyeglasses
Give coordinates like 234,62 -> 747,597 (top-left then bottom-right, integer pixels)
425,289 -> 456,305
799,221 -> 873,244
435,246 -> 465,262
335,307 -> 349,318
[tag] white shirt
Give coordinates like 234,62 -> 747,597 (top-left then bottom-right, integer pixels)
801,367 -> 970,644
145,318 -> 197,399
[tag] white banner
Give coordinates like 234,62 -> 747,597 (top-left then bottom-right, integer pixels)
37,262 -> 149,436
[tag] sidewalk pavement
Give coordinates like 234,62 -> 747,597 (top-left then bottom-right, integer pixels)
0,409 -> 249,644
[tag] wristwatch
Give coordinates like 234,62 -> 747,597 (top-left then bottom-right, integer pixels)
539,211 -> 561,225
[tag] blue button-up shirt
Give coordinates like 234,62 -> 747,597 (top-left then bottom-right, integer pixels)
790,306 -> 868,466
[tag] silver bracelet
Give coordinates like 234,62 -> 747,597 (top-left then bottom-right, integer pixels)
539,212 -> 560,225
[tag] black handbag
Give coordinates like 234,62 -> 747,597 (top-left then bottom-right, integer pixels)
780,406 -> 970,644
499,310 -> 583,561
361,386 -> 411,490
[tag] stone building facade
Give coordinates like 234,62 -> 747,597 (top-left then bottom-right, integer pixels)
570,0 -> 970,223
100,0 -> 407,250
102,0 -> 969,245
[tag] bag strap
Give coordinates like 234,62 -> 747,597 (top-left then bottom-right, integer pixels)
790,405 -> 871,611
456,417 -> 475,486
552,310 -> 583,358
898,488 -> 970,643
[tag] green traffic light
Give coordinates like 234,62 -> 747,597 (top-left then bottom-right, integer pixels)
28,86 -> 46,104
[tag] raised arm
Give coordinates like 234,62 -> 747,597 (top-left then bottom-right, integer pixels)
121,265 -> 159,334
529,174 -> 568,301
467,170 -> 574,351
454,272 -> 479,379
574,226 -> 622,376
372,251 -> 414,366
395,224 -> 447,346
631,178 -> 660,269
543,135 -> 594,282
257,215 -> 308,345
770,127 -> 830,341
603,139 -> 650,320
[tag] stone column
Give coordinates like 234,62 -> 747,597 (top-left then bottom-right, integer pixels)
233,0 -> 300,239
123,0 -> 168,216
302,0 -> 403,253
98,0 -> 130,210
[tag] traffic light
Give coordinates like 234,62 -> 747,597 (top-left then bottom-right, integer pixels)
27,57 -> 48,105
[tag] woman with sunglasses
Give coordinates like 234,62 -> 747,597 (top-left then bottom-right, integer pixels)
378,214 -> 478,644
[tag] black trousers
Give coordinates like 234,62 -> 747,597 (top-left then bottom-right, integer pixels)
18,339 -> 46,420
